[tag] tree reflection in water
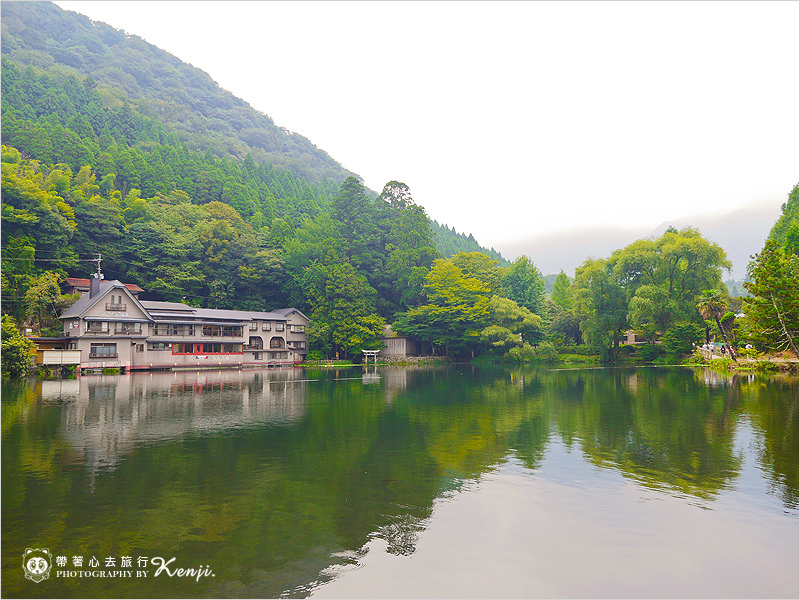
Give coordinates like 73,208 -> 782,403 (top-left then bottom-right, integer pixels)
1,366 -> 796,598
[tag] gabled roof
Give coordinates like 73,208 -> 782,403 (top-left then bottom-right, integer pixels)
272,307 -> 309,320
60,280 -> 153,321
62,286 -> 305,325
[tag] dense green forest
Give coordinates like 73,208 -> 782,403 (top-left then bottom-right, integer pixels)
1,2 -> 796,373
1,1 -> 355,185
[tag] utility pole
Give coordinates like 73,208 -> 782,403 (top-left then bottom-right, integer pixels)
92,253 -> 103,279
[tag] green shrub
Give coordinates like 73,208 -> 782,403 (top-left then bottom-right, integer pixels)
306,350 -> 326,361
533,341 -> 560,362
662,322 -> 704,357
739,347 -> 763,360
1,315 -> 34,378
555,344 -> 594,355
506,342 -> 537,362
636,344 -> 666,362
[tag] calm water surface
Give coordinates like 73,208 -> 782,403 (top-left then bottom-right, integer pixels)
2,365 -> 797,598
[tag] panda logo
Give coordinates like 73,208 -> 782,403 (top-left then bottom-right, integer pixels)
22,548 -> 52,583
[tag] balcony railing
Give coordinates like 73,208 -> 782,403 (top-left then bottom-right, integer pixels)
105,303 -> 127,311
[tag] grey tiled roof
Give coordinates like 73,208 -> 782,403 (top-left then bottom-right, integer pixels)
62,286 -> 301,324
60,280 -> 150,319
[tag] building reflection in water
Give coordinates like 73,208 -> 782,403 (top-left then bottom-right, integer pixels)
40,368 -> 312,473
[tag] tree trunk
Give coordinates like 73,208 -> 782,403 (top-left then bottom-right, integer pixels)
770,293 -> 799,356
714,315 -> 738,362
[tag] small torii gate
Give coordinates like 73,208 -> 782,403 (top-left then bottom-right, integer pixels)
362,349 -> 380,367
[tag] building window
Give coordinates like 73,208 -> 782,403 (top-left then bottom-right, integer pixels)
155,323 -> 194,336
276,323 -> 285,332
87,321 -> 108,333
262,322 -> 271,331
149,342 -> 171,351
290,325 -> 305,333
253,352 -> 262,360
202,325 -> 243,337
270,337 -> 285,349
114,322 -> 142,334
89,343 -> 117,358
172,343 -> 243,355
135,344 -> 144,353
249,322 -> 258,331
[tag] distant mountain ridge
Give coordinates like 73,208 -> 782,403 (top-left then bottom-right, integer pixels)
497,197 -> 783,279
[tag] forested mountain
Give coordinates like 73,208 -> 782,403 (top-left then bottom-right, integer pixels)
430,220 -> 508,265
1,1 -> 357,185
13,1 -> 783,365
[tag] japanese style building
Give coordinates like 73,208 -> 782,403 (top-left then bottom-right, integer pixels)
55,276 -> 308,372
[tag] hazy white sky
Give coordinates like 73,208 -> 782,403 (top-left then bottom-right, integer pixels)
56,1 -> 799,253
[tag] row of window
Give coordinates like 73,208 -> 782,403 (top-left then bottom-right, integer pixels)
249,321 -> 284,332
80,322 -> 303,336
87,322 -> 143,334
173,343 -> 244,355
252,352 -> 289,360
154,324 -> 195,336
89,343 -> 298,360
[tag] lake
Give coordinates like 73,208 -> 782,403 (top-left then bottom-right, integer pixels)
2,365 -> 797,598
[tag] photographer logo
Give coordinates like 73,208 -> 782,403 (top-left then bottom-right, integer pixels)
23,548 -> 52,583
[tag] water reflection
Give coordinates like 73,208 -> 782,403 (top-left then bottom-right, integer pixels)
44,369 -> 312,473
1,366 -> 797,599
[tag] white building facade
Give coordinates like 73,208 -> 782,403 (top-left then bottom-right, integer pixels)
58,277 -> 308,372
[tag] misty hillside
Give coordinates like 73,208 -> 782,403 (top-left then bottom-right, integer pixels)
498,197 -> 784,279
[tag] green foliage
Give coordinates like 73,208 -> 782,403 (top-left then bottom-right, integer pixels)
480,295 -> 543,353
505,342 -> 537,362
1,315 -> 34,377
742,238 -> 799,356
501,255 -> 546,316
451,252 -> 505,293
661,321 -> 704,359
393,259 -> 492,357
636,344 -> 666,363
571,258 -> 628,362
550,271 -> 571,309
610,227 -> 730,330
768,184 -> 799,255
628,284 -> 678,343
697,289 -> 738,361
23,271 -> 78,336
303,260 -> 385,359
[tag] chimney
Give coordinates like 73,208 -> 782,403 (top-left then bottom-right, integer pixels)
90,274 -> 102,298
